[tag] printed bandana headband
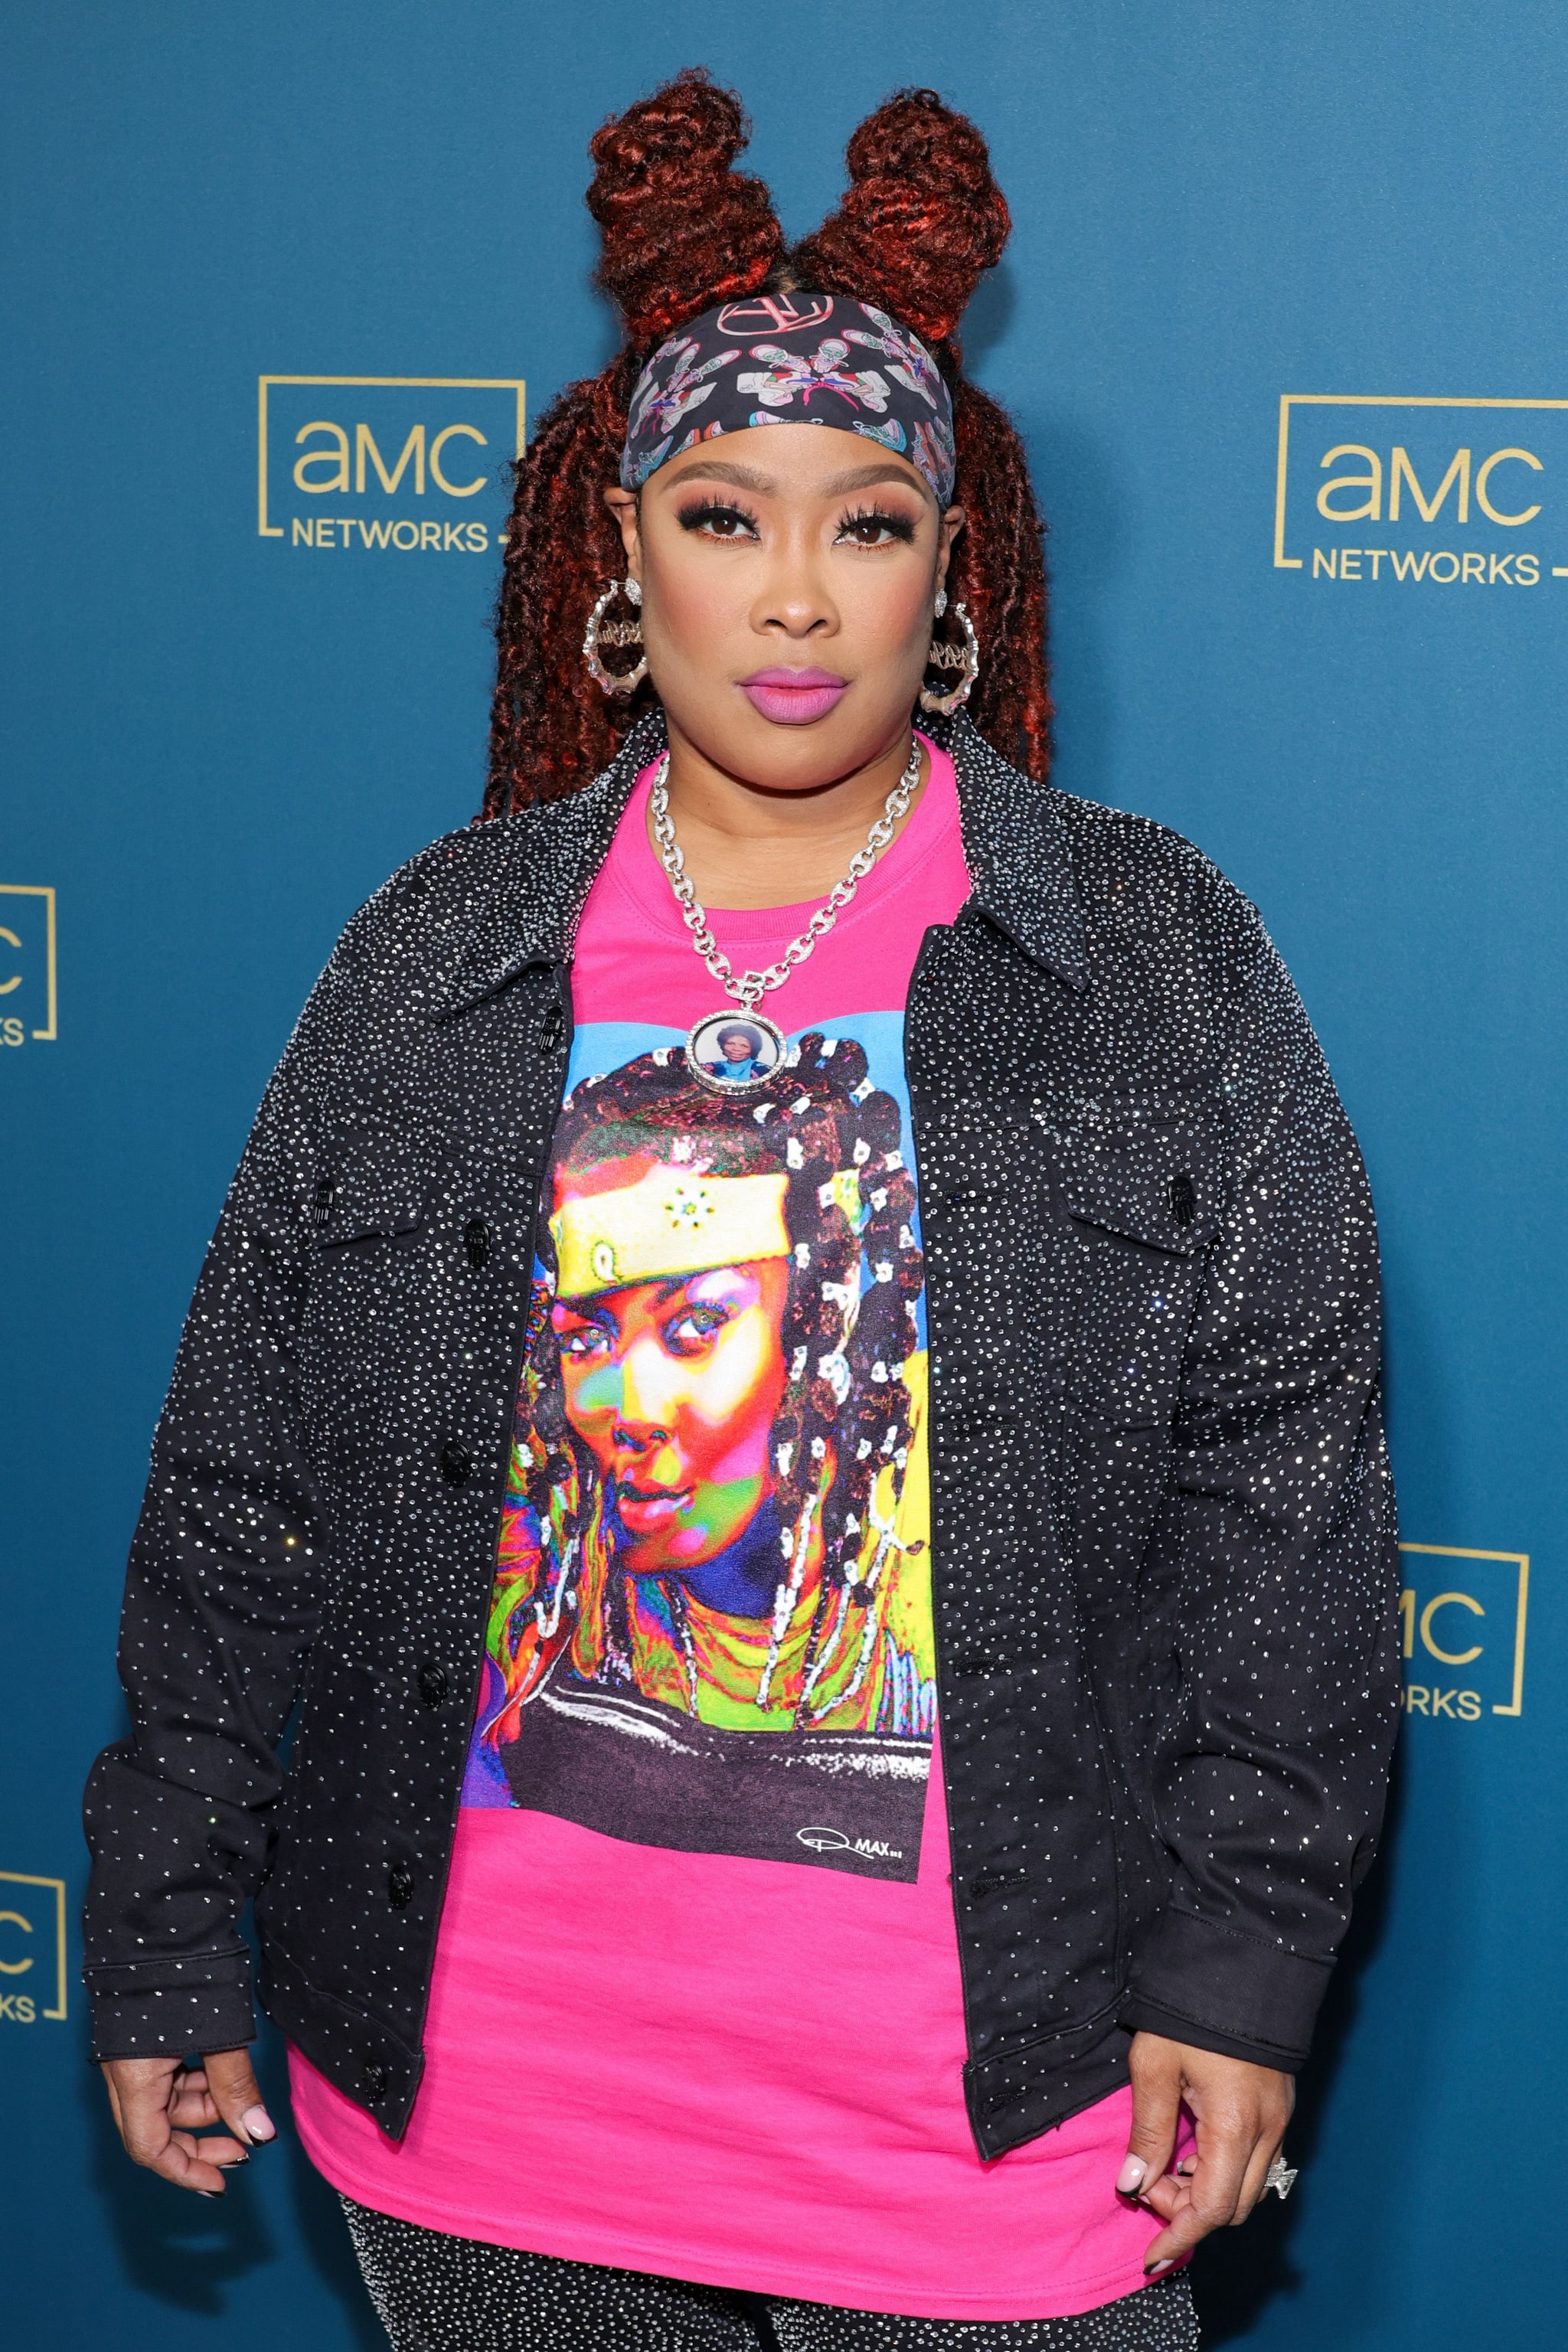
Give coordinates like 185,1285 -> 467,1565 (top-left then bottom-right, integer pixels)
620,292 -> 957,504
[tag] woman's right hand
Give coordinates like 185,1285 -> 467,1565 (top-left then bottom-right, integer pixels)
100,2050 -> 277,2194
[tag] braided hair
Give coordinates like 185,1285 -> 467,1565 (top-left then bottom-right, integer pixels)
483,71 -> 1052,814
483,1032 -> 924,1735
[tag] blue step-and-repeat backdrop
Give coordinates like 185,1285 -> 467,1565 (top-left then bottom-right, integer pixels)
3,5 -> 1562,2344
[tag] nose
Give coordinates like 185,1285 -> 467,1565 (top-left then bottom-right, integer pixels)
612,1416 -> 670,1455
752,521 -> 838,642
612,1331 -> 679,1449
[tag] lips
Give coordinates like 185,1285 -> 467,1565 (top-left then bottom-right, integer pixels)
739,666 -> 849,726
617,1483 -> 691,1533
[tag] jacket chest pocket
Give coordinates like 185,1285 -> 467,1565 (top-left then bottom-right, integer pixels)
303,1128 -> 440,1418
312,1129 -> 433,1253
1041,1114 -> 1223,1431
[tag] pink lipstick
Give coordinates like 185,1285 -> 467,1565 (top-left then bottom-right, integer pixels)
739,667 -> 849,725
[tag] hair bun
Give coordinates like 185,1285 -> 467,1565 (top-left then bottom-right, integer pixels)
792,88 -> 1010,348
587,67 -> 784,347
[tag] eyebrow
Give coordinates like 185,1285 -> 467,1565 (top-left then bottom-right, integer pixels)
657,456 -> 933,501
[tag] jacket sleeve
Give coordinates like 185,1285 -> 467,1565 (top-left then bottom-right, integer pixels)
81,915 -> 370,2061
1117,912 -> 1402,2073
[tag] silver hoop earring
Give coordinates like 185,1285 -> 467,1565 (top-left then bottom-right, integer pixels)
583,577 -> 648,697
919,599 -> 979,716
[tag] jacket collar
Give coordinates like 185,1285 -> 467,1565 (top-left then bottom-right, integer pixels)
434,707 -> 667,1016
435,704 -> 1086,1018
929,710 -> 1089,991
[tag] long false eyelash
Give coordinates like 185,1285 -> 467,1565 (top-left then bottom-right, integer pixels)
676,498 -> 760,537
838,505 -> 918,544
676,499 -> 919,544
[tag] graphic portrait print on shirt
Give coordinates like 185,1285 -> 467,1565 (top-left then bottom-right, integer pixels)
461,1014 -> 935,1881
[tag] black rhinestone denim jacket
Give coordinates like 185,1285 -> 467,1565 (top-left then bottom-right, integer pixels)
82,709 -> 1400,2160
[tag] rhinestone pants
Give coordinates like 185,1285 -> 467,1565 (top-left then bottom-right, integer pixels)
341,2197 -> 1200,2352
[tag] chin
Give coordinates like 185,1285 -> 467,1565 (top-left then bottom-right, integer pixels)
694,704 -> 905,792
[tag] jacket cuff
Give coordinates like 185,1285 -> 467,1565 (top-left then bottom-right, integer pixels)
1117,1906 -> 1331,2073
85,1953 -> 256,2063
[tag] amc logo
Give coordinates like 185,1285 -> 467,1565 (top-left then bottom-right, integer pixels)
1399,1544 -> 1529,1725
1272,396 -> 1568,586
257,375 -> 526,553
0,1873 -> 67,2024
0,884 -> 57,1049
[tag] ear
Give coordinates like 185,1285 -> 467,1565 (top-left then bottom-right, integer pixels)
603,484 -> 642,583
935,504 -> 965,593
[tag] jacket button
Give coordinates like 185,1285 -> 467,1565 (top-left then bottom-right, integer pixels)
463,1216 -> 491,1269
536,1002 -> 565,1056
362,2060 -> 388,2101
1168,1171 -> 1197,1226
439,1439 -> 472,1488
416,1662 -> 448,1710
387,1862 -> 414,1908
313,1176 -> 335,1230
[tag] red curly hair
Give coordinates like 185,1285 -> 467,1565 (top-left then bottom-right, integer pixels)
482,72 -> 1050,816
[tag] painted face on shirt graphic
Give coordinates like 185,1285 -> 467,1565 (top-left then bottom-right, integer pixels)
551,1242 -> 791,1579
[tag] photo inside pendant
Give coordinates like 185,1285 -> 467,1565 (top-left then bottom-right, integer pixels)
687,1011 -> 785,1090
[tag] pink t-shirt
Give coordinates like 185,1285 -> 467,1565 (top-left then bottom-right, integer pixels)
289,738 -> 1169,2321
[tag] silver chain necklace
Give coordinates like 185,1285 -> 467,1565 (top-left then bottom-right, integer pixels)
649,733 -> 923,1094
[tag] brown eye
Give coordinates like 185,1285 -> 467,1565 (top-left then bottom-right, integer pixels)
837,506 -> 918,547
678,501 -> 759,541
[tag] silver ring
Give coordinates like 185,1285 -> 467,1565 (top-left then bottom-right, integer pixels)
1264,2156 -> 1298,2200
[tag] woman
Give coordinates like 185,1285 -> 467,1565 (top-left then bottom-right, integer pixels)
87,73 -> 1400,2352
471,1038 -> 933,1762
701,1018 -> 773,1080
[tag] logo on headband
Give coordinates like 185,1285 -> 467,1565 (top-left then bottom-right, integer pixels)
717,293 -> 837,335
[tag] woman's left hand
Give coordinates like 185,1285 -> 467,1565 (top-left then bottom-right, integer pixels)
1116,2032 -> 1295,2274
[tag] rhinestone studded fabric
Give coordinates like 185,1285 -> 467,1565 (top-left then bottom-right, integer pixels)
82,704 -> 1399,2167
341,2197 -> 1201,2352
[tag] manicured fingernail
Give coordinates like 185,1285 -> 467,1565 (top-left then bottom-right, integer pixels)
1116,2156 -> 1148,2196
196,2189 -> 224,2200
1176,2157 -> 1197,2177
1145,2258 -> 1175,2277
217,2151 -> 250,2167
241,2106 -> 276,2143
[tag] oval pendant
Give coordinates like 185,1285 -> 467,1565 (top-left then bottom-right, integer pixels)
684,1008 -> 787,1095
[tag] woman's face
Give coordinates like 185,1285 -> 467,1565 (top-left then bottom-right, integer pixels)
603,421 -> 963,791
552,1254 -> 791,1576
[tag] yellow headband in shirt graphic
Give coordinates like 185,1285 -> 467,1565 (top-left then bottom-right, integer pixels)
551,1165 -> 863,1296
